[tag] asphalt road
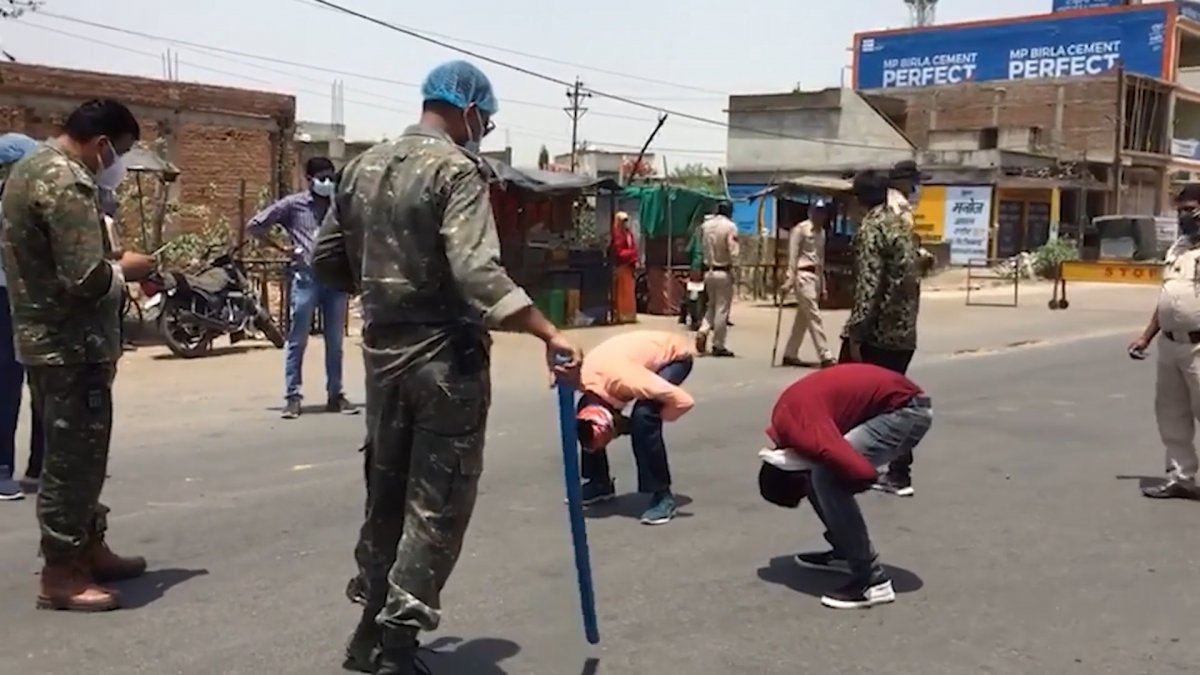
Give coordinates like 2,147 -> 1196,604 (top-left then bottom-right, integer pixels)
0,289 -> 1192,674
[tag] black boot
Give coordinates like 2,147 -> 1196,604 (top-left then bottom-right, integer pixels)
374,627 -> 420,675
341,610 -> 380,673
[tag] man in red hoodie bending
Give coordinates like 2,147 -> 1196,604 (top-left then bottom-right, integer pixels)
758,363 -> 932,609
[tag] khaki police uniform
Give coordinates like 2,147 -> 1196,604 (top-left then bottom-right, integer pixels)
1155,236 -> 1200,481
782,218 -> 832,363
697,214 -> 738,351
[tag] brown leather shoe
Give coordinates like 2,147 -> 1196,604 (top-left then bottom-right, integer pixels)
86,538 -> 147,583
37,562 -> 120,612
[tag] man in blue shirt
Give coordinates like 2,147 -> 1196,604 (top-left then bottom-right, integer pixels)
0,132 -> 43,501
246,157 -> 358,419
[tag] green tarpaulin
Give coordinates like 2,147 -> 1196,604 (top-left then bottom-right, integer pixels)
623,184 -> 722,238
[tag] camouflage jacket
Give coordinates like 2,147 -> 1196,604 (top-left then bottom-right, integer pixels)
843,204 -> 920,351
318,125 -> 531,376
1,140 -> 122,366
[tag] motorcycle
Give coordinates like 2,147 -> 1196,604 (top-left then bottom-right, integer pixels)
139,245 -> 285,359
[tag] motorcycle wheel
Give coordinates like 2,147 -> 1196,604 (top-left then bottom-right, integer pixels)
158,304 -> 215,359
254,305 -> 286,349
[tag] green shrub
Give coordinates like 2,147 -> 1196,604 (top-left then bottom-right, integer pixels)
1032,239 -> 1079,279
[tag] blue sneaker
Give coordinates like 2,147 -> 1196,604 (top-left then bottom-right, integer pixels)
0,477 -> 24,502
640,492 -> 677,525
580,479 -> 616,505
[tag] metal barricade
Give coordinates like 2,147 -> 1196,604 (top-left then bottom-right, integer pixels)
1048,259 -> 1161,310
965,257 -> 1020,308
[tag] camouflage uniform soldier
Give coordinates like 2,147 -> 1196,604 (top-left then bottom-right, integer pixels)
871,160 -> 933,495
313,61 -> 581,675
839,168 -> 922,481
0,99 -> 156,611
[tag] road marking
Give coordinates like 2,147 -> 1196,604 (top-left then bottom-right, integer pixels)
292,464 -> 316,471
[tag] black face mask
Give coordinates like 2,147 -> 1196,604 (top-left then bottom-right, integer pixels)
1181,213 -> 1200,237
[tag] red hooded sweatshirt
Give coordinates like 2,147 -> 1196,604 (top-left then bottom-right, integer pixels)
766,364 -> 924,484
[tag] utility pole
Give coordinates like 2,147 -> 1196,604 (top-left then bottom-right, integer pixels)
565,77 -> 590,171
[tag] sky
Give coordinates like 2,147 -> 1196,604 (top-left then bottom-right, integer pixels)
0,0 -> 1133,167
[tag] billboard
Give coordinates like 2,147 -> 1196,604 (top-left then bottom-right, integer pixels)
854,5 -> 1168,89
1182,1 -> 1200,24
1053,0 -> 1123,10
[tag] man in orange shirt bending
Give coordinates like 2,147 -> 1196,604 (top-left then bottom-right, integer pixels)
574,329 -> 695,525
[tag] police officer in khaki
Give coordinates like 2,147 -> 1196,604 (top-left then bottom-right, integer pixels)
1131,183 -> 1200,499
781,200 -> 835,368
696,201 -> 738,357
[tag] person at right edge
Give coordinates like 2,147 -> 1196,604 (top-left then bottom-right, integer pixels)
1,99 -> 156,611
1131,183 -> 1200,500
695,200 -> 738,357
311,61 -> 581,675
839,169 -> 921,497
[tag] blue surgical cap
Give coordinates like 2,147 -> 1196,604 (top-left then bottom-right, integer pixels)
0,133 -> 37,166
420,60 -> 498,115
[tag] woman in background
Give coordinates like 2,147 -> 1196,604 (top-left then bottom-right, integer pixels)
610,211 -> 638,323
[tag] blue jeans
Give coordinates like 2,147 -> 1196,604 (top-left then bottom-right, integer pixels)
0,287 -> 42,480
284,266 -> 348,401
580,357 -> 693,494
808,395 -> 932,576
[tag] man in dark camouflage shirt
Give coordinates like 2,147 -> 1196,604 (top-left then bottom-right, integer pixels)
1,99 -> 156,611
314,61 -> 581,675
840,169 -> 921,494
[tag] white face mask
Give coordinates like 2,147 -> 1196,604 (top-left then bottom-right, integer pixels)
95,156 -> 126,191
909,186 -> 922,205
311,177 -> 334,197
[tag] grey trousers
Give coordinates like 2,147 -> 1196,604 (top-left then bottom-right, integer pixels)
808,395 -> 933,577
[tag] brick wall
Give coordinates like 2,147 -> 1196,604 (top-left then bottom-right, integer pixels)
872,75 -> 1120,160
0,62 -> 296,240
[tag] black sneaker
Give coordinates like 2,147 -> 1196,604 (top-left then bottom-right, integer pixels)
342,613 -> 381,673
327,394 -> 360,415
374,628 -> 424,675
1142,479 -> 1200,500
780,356 -> 805,368
793,549 -> 851,574
820,570 -> 896,609
872,473 -> 914,497
579,479 -> 616,505
281,397 -> 302,419
712,347 -> 735,358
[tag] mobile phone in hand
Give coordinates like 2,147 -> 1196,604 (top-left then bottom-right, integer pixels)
1129,347 -> 1148,360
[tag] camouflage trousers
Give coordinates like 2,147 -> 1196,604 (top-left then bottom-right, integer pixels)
27,363 -> 116,564
351,338 -> 490,633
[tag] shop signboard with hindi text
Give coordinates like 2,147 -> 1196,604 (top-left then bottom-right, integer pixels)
944,186 -> 993,265
854,4 -> 1168,89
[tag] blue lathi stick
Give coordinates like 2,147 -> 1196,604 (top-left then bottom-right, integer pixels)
554,355 -> 599,645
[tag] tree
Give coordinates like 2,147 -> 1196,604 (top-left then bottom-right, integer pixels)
0,1 -> 42,18
669,163 -> 723,194
537,145 -> 550,170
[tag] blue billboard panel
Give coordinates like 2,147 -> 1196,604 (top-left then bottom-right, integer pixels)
1053,0 -> 1122,11
1182,1 -> 1200,24
855,6 -> 1168,89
